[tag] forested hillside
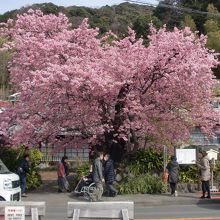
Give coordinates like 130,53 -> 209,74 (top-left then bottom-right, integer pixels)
0,3 -> 157,36
1,1 -> 220,99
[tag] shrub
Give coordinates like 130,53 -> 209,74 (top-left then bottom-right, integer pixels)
71,162 -> 90,188
114,149 -> 166,194
0,147 -> 19,172
28,148 -> 42,168
75,162 -> 90,178
26,148 -> 43,190
118,173 -> 167,194
127,149 -> 163,175
27,170 -> 42,189
0,146 -> 43,190
179,165 -> 198,183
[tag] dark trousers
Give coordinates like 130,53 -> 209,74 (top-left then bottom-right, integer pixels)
106,182 -> 118,196
95,182 -> 103,201
90,182 -> 103,201
20,175 -> 27,194
202,181 -> 210,197
170,182 -> 176,195
58,176 -> 70,192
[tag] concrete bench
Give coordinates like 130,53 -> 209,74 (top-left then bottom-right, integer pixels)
0,201 -> 46,220
67,201 -> 134,220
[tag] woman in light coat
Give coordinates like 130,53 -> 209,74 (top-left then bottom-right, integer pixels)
196,151 -> 211,199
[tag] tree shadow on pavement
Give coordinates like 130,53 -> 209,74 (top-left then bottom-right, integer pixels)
68,193 -> 87,201
30,174 -> 75,194
196,197 -> 220,210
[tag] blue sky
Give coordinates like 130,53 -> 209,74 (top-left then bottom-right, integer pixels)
0,0 -> 159,14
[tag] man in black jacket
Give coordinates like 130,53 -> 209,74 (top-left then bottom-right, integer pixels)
18,154 -> 30,197
104,154 -> 118,197
91,151 -> 104,201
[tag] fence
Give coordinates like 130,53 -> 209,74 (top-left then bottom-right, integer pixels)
40,147 -> 89,162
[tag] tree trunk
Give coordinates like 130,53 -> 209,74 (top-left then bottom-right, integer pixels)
98,84 -> 144,162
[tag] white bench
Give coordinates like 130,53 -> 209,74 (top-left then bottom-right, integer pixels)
0,201 -> 46,220
67,201 -> 134,220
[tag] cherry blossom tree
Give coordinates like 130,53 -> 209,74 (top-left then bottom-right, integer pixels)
0,10 -> 219,160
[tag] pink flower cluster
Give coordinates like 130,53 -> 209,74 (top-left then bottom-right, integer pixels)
0,10 -> 219,150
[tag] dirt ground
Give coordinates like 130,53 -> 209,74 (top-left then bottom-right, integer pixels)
39,170 -> 58,181
33,171 -> 75,193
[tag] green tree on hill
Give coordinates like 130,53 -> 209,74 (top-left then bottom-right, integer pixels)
204,4 -> 220,78
133,14 -> 162,42
181,15 -> 196,31
0,37 -> 11,99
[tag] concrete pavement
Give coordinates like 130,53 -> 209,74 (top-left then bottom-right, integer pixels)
109,192 -> 220,206
136,204 -> 220,219
145,219 -> 220,220
21,192 -> 220,219
21,173 -> 220,219
24,191 -> 220,206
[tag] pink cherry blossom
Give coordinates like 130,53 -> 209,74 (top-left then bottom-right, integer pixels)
0,10 -> 219,155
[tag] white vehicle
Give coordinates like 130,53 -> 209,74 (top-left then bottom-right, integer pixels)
0,159 -> 21,201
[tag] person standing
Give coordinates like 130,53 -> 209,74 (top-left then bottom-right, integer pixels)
91,151 -> 104,201
196,151 -> 211,199
57,156 -> 70,192
104,154 -> 118,197
166,155 -> 179,197
18,154 -> 30,197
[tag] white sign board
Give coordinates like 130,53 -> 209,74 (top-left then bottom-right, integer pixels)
5,206 -> 25,220
176,149 -> 196,164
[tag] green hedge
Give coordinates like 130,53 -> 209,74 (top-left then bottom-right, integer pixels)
118,174 -> 167,194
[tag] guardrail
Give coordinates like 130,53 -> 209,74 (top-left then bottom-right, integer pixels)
67,201 -> 134,220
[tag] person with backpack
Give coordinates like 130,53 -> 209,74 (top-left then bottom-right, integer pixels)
196,151 -> 211,199
18,154 -> 30,197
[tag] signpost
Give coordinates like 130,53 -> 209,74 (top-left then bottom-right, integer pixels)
210,158 -> 217,192
163,146 -> 168,172
162,146 -> 168,183
5,206 -> 25,220
206,149 -> 219,192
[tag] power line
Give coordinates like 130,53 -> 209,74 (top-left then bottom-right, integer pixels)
125,0 -> 220,18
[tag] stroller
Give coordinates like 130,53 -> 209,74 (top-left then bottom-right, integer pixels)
74,173 -> 96,200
